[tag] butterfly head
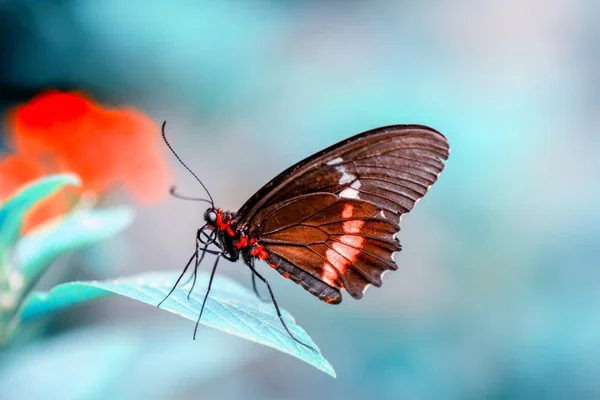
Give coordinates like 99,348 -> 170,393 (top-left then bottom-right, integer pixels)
204,207 -> 218,228
204,208 -> 236,235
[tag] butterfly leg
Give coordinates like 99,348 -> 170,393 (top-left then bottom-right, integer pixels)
184,227 -> 217,298
183,226 -> 225,292
193,254 -> 221,339
251,273 -> 270,302
249,259 -> 269,302
246,262 -> 318,353
186,241 -> 208,299
157,247 -> 198,308
159,228 -> 223,307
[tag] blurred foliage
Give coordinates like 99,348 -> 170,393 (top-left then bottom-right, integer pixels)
0,173 -> 79,253
0,174 -> 134,344
0,321 -> 259,399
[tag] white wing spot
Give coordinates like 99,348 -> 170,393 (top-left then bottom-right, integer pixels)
136,278 -> 146,285
350,180 -> 361,190
327,157 -> 344,166
340,187 -> 360,199
338,169 -> 355,184
329,156 -> 360,186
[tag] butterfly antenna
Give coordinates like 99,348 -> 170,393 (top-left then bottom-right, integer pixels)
161,121 -> 215,207
169,186 -> 212,204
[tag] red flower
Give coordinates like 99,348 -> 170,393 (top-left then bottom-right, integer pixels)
1,90 -> 172,230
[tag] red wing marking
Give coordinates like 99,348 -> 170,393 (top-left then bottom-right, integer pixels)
324,248 -> 350,274
322,233 -> 364,284
343,220 -> 364,233
321,263 -> 340,287
338,235 -> 365,248
255,195 -> 401,299
342,203 -> 354,219
331,241 -> 362,262
324,200 -> 366,286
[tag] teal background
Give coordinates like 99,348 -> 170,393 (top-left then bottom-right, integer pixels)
1,1 -> 599,399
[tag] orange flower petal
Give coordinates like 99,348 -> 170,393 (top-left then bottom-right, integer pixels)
10,91 -> 95,158
0,155 -> 45,200
6,90 -> 172,204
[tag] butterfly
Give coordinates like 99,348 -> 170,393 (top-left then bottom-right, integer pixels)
159,122 -> 449,351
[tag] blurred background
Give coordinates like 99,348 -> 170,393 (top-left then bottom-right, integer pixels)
1,0 -> 599,399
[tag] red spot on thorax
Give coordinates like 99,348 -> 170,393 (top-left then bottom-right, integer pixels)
258,250 -> 268,260
216,210 -> 236,236
234,235 -> 249,249
250,244 -> 268,260
216,210 -> 227,231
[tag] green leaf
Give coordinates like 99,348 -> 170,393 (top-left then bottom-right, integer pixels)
19,271 -> 336,377
0,174 -> 80,252
14,206 -> 134,294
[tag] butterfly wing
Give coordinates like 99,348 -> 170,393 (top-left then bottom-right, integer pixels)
236,125 -> 449,302
254,193 -> 401,301
237,125 -> 449,224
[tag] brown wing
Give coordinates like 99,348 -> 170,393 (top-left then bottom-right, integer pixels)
238,125 -> 449,303
251,193 -> 401,301
236,125 -> 449,224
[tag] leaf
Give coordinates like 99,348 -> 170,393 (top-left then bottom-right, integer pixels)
14,206 -> 134,294
0,173 -> 80,252
19,271 -> 336,377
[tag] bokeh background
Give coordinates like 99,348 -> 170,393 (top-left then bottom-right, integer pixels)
1,0 -> 599,399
